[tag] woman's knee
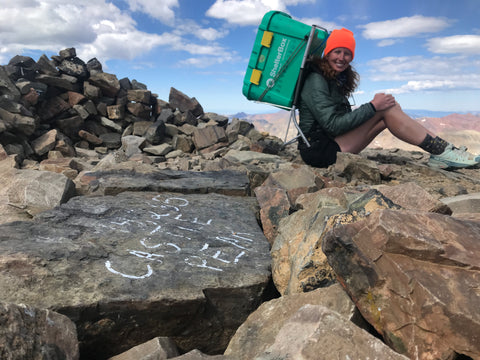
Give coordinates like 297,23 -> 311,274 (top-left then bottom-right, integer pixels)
384,102 -> 403,116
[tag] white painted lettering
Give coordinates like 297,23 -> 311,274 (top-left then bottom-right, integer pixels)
105,260 -> 153,279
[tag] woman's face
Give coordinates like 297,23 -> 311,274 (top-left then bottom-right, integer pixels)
326,47 -> 353,74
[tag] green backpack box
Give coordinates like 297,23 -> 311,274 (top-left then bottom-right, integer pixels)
242,11 -> 328,110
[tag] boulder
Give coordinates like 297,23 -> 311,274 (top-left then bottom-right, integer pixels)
78,129 -> 103,146
145,119 -> 166,145
169,88 -> 204,117
39,158 -> 79,179
323,209 -> 480,360
0,192 -> 271,359
0,107 -> 36,136
252,305 -> 409,360
375,182 -> 452,214
271,188 -> 399,295
253,186 -> 290,245
121,135 -> 146,157
261,165 -> 324,204
57,57 -> 89,78
127,102 -> 151,118
37,54 -> 60,76
31,129 -> 58,156
108,337 -> 179,360
56,115 -> 84,140
193,126 -> 227,150
143,143 -> 173,156
334,152 -> 381,184
88,72 -> 120,98
127,89 -> 152,104
1,162 -> 76,218
0,66 -> 21,101
0,302 -> 79,360
36,73 -> 80,92
225,284 -> 365,359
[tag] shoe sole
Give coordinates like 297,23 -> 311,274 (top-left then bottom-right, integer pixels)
428,158 -> 480,170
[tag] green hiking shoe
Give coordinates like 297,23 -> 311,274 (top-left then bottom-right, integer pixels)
428,144 -> 480,169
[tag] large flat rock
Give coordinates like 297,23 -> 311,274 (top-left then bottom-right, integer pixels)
0,191 -> 271,359
77,169 -> 251,196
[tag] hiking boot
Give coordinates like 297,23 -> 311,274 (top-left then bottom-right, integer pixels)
428,144 -> 480,169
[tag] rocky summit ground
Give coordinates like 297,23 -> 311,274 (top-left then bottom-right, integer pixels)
1,48 -> 480,360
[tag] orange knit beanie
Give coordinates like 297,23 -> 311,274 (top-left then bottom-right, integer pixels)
324,28 -> 356,59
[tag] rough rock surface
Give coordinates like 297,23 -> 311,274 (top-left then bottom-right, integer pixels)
76,168 -> 251,196
108,337 -> 179,360
225,284 -> 362,359
0,191 -> 271,359
271,188 -> 400,295
253,304 -> 409,360
323,209 -> 480,360
0,159 -> 76,221
0,302 -> 79,360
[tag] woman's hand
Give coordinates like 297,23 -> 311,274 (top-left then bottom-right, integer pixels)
371,93 -> 396,111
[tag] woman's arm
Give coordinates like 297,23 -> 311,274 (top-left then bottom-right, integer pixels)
301,73 -> 375,137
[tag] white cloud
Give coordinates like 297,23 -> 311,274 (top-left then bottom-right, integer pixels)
366,55 -> 480,94
178,55 -> 236,68
297,17 -> 338,32
427,35 -> 480,54
383,80 -> 457,94
195,27 -> 229,41
175,43 -> 229,56
77,31 -> 179,65
206,0 -> 285,26
206,0 -> 314,26
0,0 -> 136,54
360,15 -> 452,40
173,20 -> 230,41
377,39 -> 397,47
125,0 -> 179,25
0,0 -> 233,68
368,56 -> 474,80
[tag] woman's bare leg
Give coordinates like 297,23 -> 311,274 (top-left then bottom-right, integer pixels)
380,103 -> 436,144
335,103 -> 435,154
335,112 -> 387,153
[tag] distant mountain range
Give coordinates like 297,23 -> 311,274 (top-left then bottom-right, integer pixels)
230,109 -> 480,120
229,110 -> 480,154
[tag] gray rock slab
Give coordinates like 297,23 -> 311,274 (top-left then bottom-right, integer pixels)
441,192 -> 480,215
223,150 -> 283,164
77,169 -> 251,196
0,191 -> 271,359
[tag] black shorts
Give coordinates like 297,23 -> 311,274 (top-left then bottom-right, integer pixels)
298,129 -> 341,168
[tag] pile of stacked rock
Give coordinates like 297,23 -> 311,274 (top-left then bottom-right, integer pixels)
0,47 -> 284,174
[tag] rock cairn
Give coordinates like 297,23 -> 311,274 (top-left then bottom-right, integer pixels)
0,47 -> 284,174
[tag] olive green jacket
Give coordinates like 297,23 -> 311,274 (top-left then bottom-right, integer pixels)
298,71 -> 376,138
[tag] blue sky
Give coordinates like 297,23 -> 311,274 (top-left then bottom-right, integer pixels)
1,0 -> 480,115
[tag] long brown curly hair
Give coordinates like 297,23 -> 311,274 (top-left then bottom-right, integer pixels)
308,55 -> 359,97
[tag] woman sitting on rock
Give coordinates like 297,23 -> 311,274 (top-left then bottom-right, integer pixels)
298,27 -> 480,169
